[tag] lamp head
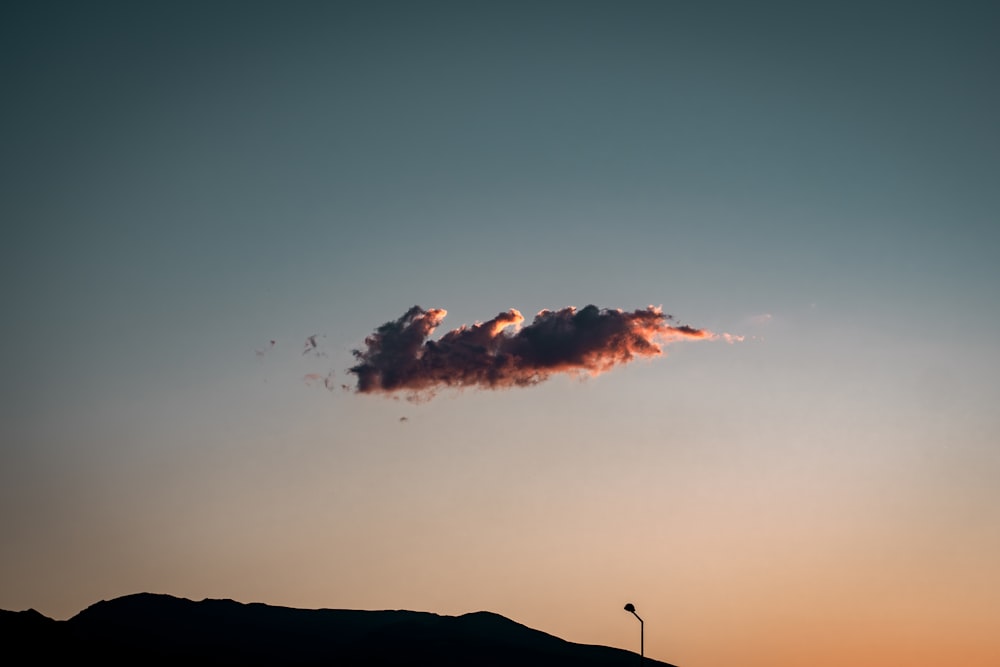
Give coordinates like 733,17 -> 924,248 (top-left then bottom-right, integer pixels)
624,603 -> 636,613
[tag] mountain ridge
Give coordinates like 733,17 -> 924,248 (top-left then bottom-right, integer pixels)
1,592 -> 674,666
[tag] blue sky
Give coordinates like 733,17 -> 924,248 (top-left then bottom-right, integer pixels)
2,2 -> 999,665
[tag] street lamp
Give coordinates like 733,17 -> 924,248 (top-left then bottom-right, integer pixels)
624,603 -> 643,661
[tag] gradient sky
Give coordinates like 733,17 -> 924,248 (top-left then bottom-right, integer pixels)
2,2 -> 999,665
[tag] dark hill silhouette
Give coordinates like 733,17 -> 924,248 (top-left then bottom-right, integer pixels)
1,593 -> 675,666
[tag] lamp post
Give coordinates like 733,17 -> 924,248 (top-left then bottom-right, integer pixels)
624,603 -> 643,662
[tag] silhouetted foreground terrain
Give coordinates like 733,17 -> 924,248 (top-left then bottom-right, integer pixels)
1,593 -> 675,666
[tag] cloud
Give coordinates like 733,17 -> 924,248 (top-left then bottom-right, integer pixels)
303,371 -> 336,390
348,304 -> 722,399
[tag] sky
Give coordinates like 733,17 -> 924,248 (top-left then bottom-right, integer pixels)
2,1 -> 999,665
